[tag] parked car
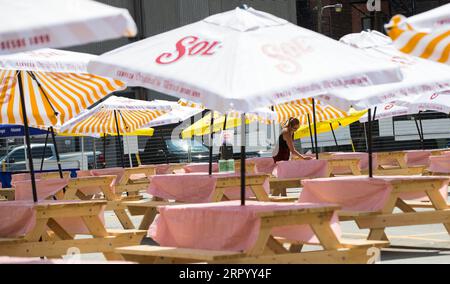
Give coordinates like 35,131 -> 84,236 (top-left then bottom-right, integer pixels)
141,138 -> 260,164
0,143 -> 102,171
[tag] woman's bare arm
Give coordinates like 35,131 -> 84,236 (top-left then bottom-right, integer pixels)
282,131 -> 311,160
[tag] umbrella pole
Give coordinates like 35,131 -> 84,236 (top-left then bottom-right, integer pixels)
307,114 -> 314,154
363,123 -> 368,151
49,126 -> 63,178
93,138 -> 97,169
240,113 -> 246,206
312,99 -> 319,159
103,133 -> 107,168
23,136 -> 28,171
271,106 -> 276,146
330,123 -> 339,147
367,108 -> 373,178
223,114 -> 228,131
113,110 -> 125,168
81,136 -> 85,170
418,111 -> 425,149
40,130 -> 50,171
414,115 -> 424,150
208,112 -> 214,175
17,71 -> 38,202
126,136 -> 133,168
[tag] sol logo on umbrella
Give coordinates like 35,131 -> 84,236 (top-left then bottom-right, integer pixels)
155,36 -> 222,65
384,103 -> 394,110
261,37 -> 313,74
430,93 -> 439,100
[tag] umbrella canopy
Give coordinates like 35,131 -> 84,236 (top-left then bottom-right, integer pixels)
317,31 -> 450,111
87,7 -> 402,113
294,108 -> 366,139
359,101 -> 411,122
181,110 -> 273,139
106,127 -> 155,137
359,90 -> 450,123
0,48 -> 126,127
58,127 -> 155,137
59,95 -> 171,135
0,0 -> 137,55
274,98 -> 359,124
385,3 -> 450,64
143,100 -> 203,128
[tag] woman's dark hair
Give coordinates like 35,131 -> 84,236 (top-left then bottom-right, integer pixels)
286,117 -> 300,128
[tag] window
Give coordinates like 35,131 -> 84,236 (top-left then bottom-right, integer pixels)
31,146 -> 53,159
166,140 -> 208,153
361,17 -> 372,30
8,148 -> 26,162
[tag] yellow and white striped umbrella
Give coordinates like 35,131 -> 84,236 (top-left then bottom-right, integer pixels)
0,70 -> 125,127
385,4 -> 450,64
274,98 -> 349,124
0,48 -> 126,128
177,98 -> 204,109
60,95 -> 172,135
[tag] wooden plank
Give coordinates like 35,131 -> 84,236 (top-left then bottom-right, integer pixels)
115,245 -> 243,261
0,233 -> 145,257
250,185 -> 270,202
355,210 -> 450,228
310,222 -> 341,250
82,216 -> 109,237
35,203 -> 105,219
373,167 -> 425,176
0,189 -> 15,201
427,189 -> 450,234
255,206 -> 339,218
47,218 -> 74,240
210,248 -> 379,264
395,199 -> 416,213
112,209 -> 136,230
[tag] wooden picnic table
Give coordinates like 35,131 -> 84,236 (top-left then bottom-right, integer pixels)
270,159 -> 362,196
300,176 -> 450,242
371,151 -> 425,175
0,200 -> 145,259
10,175 -> 138,230
122,173 -> 273,230
115,201 -> 387,264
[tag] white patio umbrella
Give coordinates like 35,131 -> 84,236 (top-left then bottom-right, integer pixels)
385,3 -> 450,64
317,30 -> 450,176
0,0 -> 137,55
87,7 -> 404,204
0,48 -> 125,201
143,100 -> 203,128
317,31 -> 450,111
87,7 -> 402,113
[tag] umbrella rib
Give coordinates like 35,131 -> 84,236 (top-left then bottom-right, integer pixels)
27,71 -> 59,117
118,109 -> 130,131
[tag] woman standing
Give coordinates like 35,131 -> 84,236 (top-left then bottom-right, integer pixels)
273,118 -> 312,162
